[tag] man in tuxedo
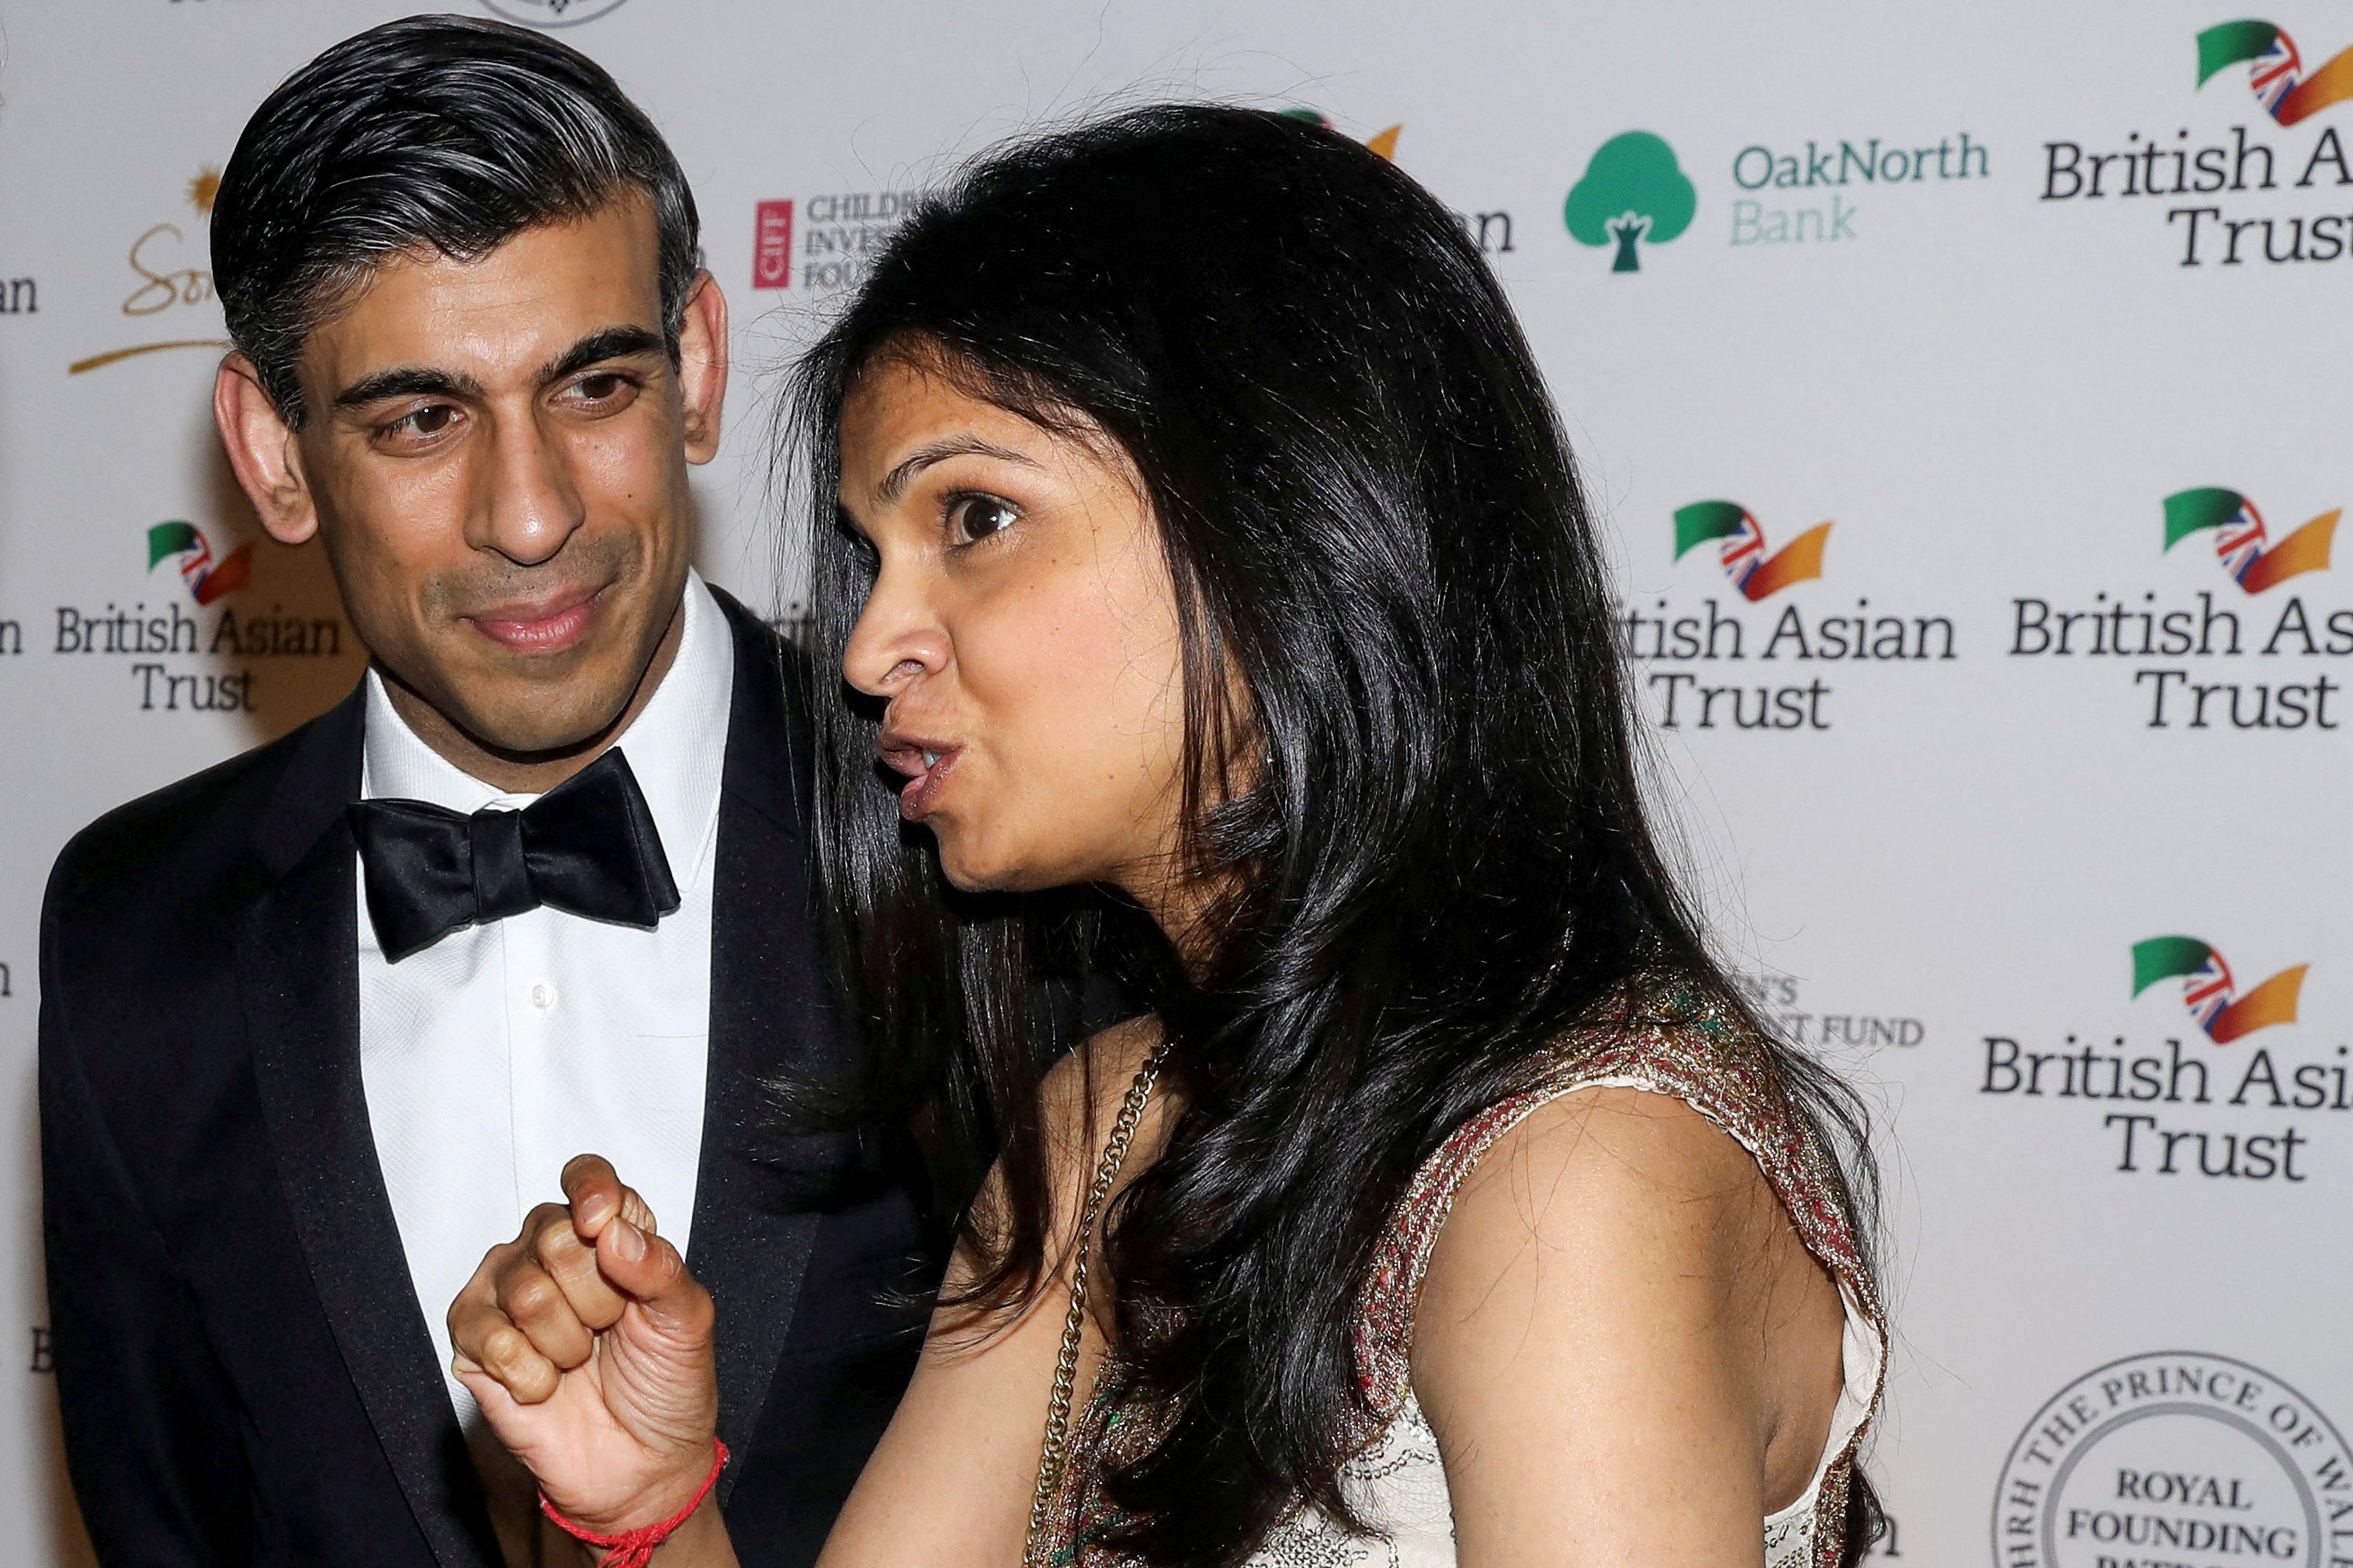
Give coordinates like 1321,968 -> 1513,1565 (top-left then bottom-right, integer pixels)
40,18 -> 934,1566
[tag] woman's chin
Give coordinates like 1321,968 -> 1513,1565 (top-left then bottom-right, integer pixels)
931,835 -> 1010,894
932,834 -> 1073,897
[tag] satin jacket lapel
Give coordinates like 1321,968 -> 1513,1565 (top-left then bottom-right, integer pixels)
691,593 -> 830,1500
237,689 -> 499,1568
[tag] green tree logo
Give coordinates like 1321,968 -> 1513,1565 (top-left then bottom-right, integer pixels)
1565,132 -> 1696,272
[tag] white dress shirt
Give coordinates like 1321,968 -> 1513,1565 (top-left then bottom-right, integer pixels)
356,572 -> 733,1448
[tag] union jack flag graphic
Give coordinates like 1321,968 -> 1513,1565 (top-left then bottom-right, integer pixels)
2251,29 -> 2306,115
2135,934 -> 2307,1045
146,520 -> 253,606
2214,497 -> 2270,585
2181,950 -> 2237,1033
1716,508 -> 1767,594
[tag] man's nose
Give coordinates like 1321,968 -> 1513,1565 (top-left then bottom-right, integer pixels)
469,409 -> 587,566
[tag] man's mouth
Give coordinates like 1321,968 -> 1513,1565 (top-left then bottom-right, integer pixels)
464,583 -> 607,655
878,735 -> 962,822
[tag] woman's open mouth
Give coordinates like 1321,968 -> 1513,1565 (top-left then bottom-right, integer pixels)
878,736 -> 962,822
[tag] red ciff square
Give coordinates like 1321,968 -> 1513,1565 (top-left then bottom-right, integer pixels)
753,200 -> 795,289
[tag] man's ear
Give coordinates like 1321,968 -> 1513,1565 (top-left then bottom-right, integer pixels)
213,354 -> 320,545
676,270 -> 728,466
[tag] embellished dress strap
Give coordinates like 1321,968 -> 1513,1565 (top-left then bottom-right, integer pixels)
1350,981 -> 1887,1567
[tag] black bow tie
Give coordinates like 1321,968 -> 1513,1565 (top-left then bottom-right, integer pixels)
348,748 -> 681,963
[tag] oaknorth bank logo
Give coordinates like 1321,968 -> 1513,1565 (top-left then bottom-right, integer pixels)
479,0 -> 631,25
2164,487 -> 2337,592
1565,133 -> 1696,272
2133,935 -> 2306,1043
147,521 -> 250,607
2198,19 -> 2353,124
1673,502 -> 1829,600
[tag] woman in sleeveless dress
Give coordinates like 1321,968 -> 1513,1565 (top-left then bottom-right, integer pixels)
448,105 -> 1888,1566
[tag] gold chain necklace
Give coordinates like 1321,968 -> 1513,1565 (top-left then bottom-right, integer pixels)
1022,1044 -> 1169,1566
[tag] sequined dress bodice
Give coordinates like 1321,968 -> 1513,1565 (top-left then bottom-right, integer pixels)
1041,988 -> 1887,1568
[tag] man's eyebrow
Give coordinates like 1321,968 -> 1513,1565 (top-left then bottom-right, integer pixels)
332,365 -> 484,410
874,436 -> 1041,504
328,327 -> 668,413
539,325 -> 668,385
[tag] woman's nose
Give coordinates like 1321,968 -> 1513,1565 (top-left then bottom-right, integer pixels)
842,569 -> 950,697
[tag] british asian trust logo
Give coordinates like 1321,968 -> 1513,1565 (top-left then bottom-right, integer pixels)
1620,500 -> 1956,732
1980,939 -> 2345,1182
51,524 -> 348,713
2200,20 -> 2353,125
2040,19 -> 2353,268
150,521 -> 251,607
2008,488 -> 2348,732
1992,1351 -> 2353,1568
2133,936 -> 2306,1045
2165,487 -> 2338,594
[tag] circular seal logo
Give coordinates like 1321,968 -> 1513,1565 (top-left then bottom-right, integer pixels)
1992,1351 -> 2353,1567
479,0 -> 632,26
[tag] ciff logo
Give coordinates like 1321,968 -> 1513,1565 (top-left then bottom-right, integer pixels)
2164,487 -> 2337,594
2197,19 -> 2353,124
751,200 -> 794,290
1674,501 -> 1830,600
479,0 -> 631,25
1565,133 -> 1696,272
147,521 -> 251,607
2132,935 -> 2306,1044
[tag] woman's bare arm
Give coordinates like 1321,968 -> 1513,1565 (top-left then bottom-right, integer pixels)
817,1018 -> 1167,1568
1411,1085 -> 1849,1567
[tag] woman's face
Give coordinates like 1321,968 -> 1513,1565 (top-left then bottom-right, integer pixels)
837,352 -> 1190,902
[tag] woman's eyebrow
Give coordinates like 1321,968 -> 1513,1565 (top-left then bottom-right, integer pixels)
874,435 -> 1041,503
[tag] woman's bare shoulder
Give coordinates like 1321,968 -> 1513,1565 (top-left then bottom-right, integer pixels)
1429,1084 -> 1777,1284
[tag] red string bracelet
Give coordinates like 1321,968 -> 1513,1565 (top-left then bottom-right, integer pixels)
539,1440 -> 730,1568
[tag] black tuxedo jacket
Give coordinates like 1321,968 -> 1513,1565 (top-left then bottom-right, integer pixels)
40,590 -> 937,1567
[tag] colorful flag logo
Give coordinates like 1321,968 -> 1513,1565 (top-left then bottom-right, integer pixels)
1673,502 -> 1830,601
2133,936 -> 2306,1044
2163,488 -> 2337,593
147,521 -> 251,606
2197,21 -> 2353,124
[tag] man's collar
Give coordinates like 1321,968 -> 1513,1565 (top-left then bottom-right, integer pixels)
359,570 -> 736,880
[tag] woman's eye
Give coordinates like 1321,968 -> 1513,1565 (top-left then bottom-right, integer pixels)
950,495 -> 1018,545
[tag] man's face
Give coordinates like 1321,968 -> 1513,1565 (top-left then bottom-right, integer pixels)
285,197 -> 719,756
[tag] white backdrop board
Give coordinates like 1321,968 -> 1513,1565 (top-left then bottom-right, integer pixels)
4,2 -> 2350,1563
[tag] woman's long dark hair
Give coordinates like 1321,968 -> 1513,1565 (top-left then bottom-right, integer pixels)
785,104 -> 1883,1565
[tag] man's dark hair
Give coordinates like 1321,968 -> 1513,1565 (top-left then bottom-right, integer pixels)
211,14 -> 699,427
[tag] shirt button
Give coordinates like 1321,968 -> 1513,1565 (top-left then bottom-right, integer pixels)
529,984 -> 555,1011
